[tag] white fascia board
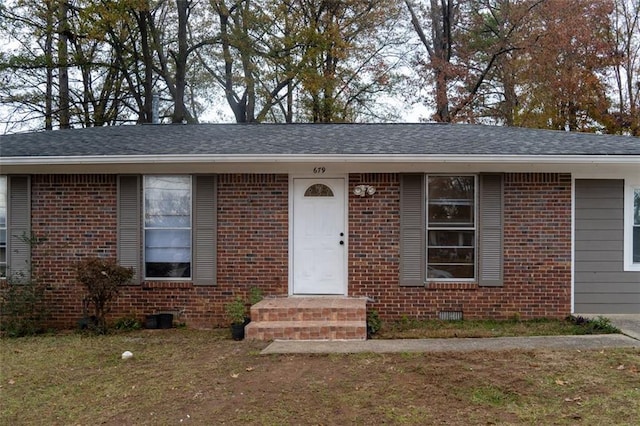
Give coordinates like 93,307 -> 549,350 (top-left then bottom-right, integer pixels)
2,153 -> 639,166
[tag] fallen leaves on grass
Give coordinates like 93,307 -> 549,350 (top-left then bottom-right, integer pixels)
564,396 -> 583,405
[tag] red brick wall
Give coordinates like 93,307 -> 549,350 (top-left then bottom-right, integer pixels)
16,171 -> 570,330
214,174 -> 289,320
26,174 -> 288,329
30,175 -> 118,328
349,172 -> 572,320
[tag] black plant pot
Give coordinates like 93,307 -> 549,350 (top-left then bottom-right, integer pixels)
145,314 -> 159,329
230,323 -> 245,341
158,313 -> 173,329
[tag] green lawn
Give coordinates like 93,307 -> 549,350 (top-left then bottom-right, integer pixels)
373,316 -> 620,339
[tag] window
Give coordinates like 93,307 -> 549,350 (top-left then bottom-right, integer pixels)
625,182 -> 640,271
304,183 -> 334,197
400,174 -> 502,287
0,176 -> 6,278
427,176 -> 476,280
144,176 -> 192,279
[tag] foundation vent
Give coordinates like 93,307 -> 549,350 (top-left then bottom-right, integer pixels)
438,311 -> 463,321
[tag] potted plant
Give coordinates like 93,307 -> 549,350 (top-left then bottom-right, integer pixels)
225,297 -> 247,341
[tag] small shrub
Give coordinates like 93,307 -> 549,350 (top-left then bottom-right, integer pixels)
367,309 -> 382,337
567,315 -> 620,334
0,233 -> 49,337
76,257 -> 134,334
248,286 -> 264,305
0,275 -> 48,337
114,317 -> 142,331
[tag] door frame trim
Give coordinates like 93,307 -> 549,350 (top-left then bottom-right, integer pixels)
288,174 -> 349,296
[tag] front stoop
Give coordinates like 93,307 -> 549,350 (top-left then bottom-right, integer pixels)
245,297 -> 367,341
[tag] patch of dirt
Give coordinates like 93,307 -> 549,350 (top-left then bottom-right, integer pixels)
2,330 -> 638,425
100,333 -> 639,425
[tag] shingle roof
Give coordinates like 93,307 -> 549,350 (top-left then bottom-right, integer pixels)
1,123 -> 638,158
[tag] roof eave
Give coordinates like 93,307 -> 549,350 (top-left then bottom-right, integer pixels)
2,153 -> 639,166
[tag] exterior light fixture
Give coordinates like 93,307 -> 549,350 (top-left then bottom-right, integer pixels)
353,184 -> 376,197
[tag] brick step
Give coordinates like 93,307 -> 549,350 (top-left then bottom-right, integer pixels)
250,297 -> 366,322
245,320 -> 366,341
245,297 -> 368,341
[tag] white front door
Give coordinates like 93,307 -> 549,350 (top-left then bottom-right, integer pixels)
292,178 -> 347,295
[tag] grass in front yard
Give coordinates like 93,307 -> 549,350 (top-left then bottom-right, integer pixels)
374,316 -> 620,339
1,329 -> 639,425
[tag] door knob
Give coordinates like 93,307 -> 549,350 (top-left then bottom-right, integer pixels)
339,240 -> 344,245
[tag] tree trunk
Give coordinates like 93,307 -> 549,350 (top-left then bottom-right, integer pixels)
172,0 -> 189,123
44,1 -> 55,131
58,1 -> 70,129
140,9 -> 154,123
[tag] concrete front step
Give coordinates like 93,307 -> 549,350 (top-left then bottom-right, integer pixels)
245,297 -> 367,341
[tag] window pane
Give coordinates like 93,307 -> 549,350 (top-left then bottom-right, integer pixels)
145,214 -> 191,228
145,188 -> 191,214
634,189 -> 640,226
429,231 -> 474,247
428,176 -> 474,226
146,247 -> 191,262
146,229 -> 191,252
634,227 -> 640,263
428,264 -> 474,279
428,247 -> 475,264
304,184 -> 334,197
145,262 -> 191,278
146,175 -> 191,191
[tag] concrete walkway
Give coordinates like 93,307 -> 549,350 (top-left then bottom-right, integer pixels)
262,314 -> 640,354
262,334 -> 639,354
584,314 -> 640,341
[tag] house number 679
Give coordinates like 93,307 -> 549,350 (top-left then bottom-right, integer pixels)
313,167 -> 326,174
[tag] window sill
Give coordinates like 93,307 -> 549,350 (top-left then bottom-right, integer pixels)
425,282 -> 478,290
142,281 -> 193,289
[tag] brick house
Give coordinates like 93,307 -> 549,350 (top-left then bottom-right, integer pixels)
1,124 -> 638,339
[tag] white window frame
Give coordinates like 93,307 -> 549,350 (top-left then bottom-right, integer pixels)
623,178 -> 640,272
143,175 -> 193,280
425,174 -> 478,281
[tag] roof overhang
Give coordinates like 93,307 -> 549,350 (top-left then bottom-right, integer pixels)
1,154 -> 639,176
